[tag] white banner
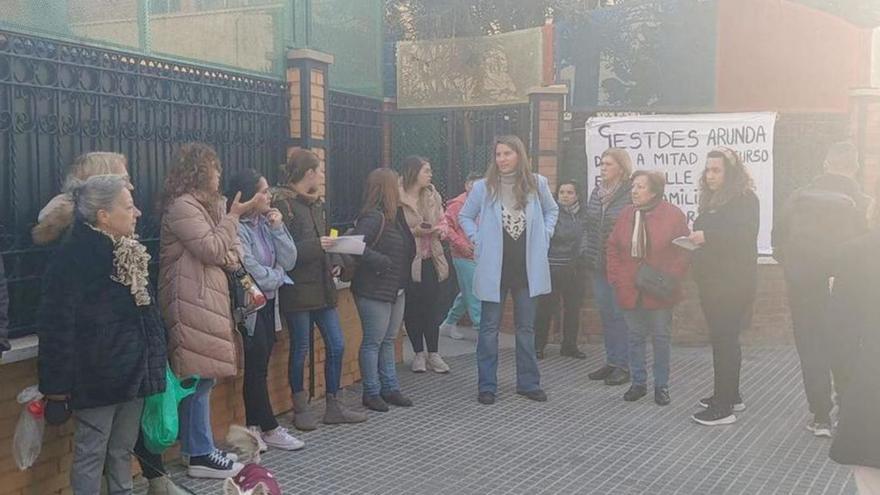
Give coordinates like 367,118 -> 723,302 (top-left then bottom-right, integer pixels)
585,112 -> 777,255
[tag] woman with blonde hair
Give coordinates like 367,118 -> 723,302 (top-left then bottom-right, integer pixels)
585,148 -> 634,386
459,135 -> 558,405
32,152 -> 131,246
158,142 -> 259,478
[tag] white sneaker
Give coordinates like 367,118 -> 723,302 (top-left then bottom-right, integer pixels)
261,426 -> 305,451
411,351 -> 427,373
806,421 -> 832,438
426,352 -> 450,373
248,426 -> 269,453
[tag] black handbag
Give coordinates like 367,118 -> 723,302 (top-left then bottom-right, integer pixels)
228,265 -> 267,328
635,263 -> 679,301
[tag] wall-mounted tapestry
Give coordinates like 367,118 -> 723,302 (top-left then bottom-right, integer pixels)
396,27 -> 544,109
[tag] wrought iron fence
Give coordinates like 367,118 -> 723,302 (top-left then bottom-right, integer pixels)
325,90 -> 382,226
0,29 -> 289,339
390,105 -> 530,200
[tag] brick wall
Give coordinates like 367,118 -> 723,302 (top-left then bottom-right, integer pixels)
0,288 -> 393,495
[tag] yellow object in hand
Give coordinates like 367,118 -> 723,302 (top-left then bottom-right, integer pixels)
329,228 -> 339,238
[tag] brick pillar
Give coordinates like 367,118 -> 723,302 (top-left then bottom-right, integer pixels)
381,98 -> 397,168
287,48 -> 334,197
528,85 -> 567,191
851,88 -> 880,196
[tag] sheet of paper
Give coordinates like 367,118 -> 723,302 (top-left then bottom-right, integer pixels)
325,235 -> 366,255
672,236 -> 700,251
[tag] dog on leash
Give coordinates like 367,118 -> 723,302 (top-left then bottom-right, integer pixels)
223,425 -> 281,495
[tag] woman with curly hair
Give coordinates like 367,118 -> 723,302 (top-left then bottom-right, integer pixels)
158,143 -> 258,478
688,148 -> 759,426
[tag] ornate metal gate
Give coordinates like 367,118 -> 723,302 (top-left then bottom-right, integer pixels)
0,30 -> 289,338
390,105 -> 530,200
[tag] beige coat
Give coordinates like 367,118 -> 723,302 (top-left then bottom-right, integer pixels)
400,184 -> 449,283
159,194 -> 241,379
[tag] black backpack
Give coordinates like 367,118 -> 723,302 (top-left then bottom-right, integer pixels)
778,187 -> 864,271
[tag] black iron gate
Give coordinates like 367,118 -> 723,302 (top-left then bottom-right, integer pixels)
0,30 -> 289,339
326,91 -> 383,226
390,105 -> 530,200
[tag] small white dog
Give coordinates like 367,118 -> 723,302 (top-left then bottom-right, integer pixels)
225,425 -> 262,464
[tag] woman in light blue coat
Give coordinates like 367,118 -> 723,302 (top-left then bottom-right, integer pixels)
227,168 -> 304,452
459,135 -> 559,405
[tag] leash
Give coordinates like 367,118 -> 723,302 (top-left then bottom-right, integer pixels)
75,414 -> 198,495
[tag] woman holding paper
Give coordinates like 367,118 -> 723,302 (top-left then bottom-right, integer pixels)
585,148 -> 634,386
606,171 -> 690,405
272,149 -> 367,431
688,148 -> 759,427
399,155 -> 451,374
226,169 -> 306,451
459,135 -> 558,405
351,168 -> 417,412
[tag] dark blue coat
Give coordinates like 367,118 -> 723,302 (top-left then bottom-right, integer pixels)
38,221 -> 167,410
583,181 -> 632,274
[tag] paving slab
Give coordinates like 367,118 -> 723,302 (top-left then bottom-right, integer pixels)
136,345 -> 856,495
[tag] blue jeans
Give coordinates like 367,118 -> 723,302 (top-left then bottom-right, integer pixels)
478,287 -> 541,394
286,307 -> 345,395
178,377 -> 216,457
355,293 -> 405,397
444,257 -> 481,327
593,273 -> 629,369
623,308 -> 672,388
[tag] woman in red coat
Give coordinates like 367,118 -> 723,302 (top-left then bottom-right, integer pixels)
607,171 -> 690,405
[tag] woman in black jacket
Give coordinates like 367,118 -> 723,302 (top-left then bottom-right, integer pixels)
351,168 -> 417,412
585,148 -> 634,385
38,174 -> 167,495
535,180 -> 587,359
688,148 -> 760,427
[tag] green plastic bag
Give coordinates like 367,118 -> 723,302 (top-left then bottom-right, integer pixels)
141,365 -> 199,454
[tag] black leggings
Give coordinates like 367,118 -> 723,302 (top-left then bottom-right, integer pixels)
535,265 -> 584,352
701,292 -> 751,408
242,299 -> 280,432
404,260 -> 442,353
134,431 -> 165,480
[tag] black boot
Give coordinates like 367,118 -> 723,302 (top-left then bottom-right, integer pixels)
623,384 -> 647,402
362,394 -> 389,412
654,387 -> 671,406
605,367 -> 631,386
